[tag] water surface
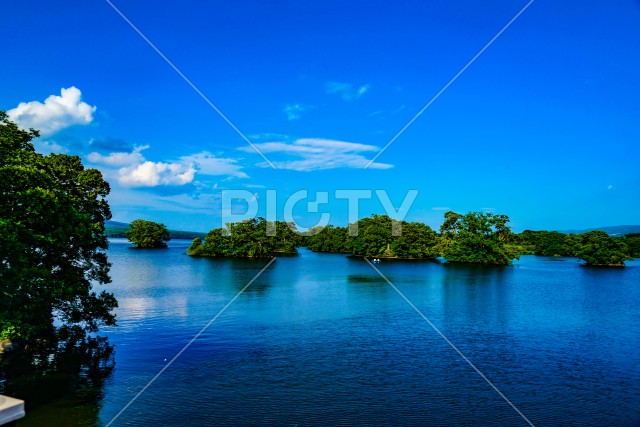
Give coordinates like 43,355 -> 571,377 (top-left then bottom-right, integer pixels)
10,239 -> 640,426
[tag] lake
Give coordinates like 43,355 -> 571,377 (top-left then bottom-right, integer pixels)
7,238 -> 640,426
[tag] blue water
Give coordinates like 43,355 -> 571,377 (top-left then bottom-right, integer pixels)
15,239 -> 640,426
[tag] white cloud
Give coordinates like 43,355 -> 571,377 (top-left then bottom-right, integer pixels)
325,81 -> 370,101
283,103 -> 312,120
7,87 -> 96,136
119,161 -> 196,187
239,138 -> 393,171
87,146 -> 246,187
180,151 -> 248,178
607,184 -> 614,190
87,145 -> 148,167
356,84 -> 370,96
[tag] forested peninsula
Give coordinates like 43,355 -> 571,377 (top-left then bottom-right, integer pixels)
188,212 -> 639,267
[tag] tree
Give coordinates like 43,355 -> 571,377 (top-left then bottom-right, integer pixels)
439,211 -> 518,265
201,228 -> 231,256
350,215 -> 395,257
187,218 -> 301,257
126,219 -> 171,248
391,221 -> 439,259
305,225 -> 352,253
187,237 -> 204,256
575,231 -> 631,266
624,234 -> 640,258
519,230 -> 577,257
0,111 -> 116,342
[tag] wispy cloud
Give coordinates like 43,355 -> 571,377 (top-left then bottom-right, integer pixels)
283,103 -> 313,120
7,87 -> 96,136
180,151 -> 247,178
247,132 -> 290,141
325,81 -> 370,101
432,207 -> 451,211
239,138 -> 393,171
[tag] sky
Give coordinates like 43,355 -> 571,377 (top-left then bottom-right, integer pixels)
1,0 -> 639,233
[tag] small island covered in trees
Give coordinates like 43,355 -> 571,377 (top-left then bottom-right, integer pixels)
188,212 -> 637,267
127,219 -> 171,249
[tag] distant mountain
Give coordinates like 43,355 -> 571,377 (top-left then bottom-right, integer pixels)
560,225 -> 640,236
105,220 -> 206,239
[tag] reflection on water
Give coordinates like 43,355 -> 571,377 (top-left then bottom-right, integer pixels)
0,330 -> 114,426
5,241 -> 640,426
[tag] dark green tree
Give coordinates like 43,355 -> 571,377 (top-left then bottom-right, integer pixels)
314,214 -> 438,259
350,215 -> 395,257
391,221 -> 439,259
0,111 -> 116,342
623,233 -> 640,258
187,218 -> 300,257
305,215 -> 439,259
202,228 -> 231,256
305,225 -> 352,253
576,231 -> 631,266
520,230 -> 576,257
126,219 -> 171,248
187,237 -> 204,256
227,218 -> 272,257
439,211 -> 518,265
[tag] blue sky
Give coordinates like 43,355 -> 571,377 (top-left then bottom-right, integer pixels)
2,0 -> 639,232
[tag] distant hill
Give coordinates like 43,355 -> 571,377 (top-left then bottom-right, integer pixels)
560,225 -> 640,237
105,220 -> 206,240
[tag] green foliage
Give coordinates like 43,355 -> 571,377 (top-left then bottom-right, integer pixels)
519,230 -> 579,257
305,215 -> 439,259
439,211 -> 518,265
188,218 -> 301,257
350,215 -> 394,257
575,231 -> 632,266
349,215 -> 439,258
187,237 -> 204,256
105,220 -> 205,239
0,111 -> 117,342
624,234 -> 640,258
389,221 -> 439,259
126,219 -> 171,248
305,225 -> 353,253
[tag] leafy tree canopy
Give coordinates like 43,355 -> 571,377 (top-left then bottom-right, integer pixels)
126,219 -> 171,248
188,218 -> 300,257
624,234 -> 640,258
575,231 -> 632,266
305,225 -> 353,253
439,211 -> 518,265
0,111 -> 116,342
518,230 -> 580,257
349,214 -> 439,259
